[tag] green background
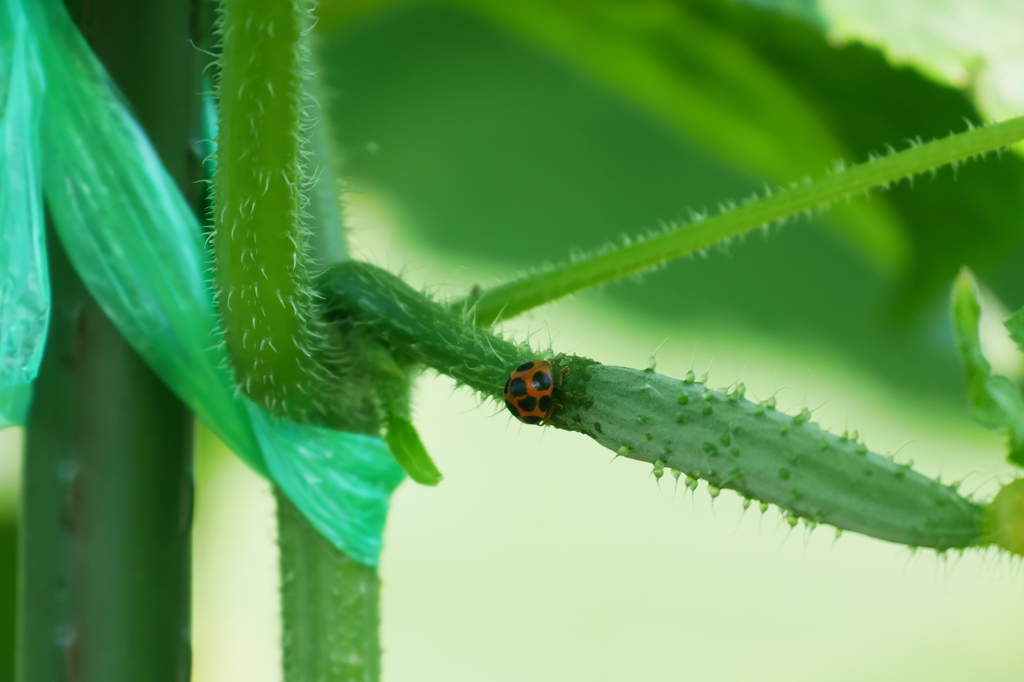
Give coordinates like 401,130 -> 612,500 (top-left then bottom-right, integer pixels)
3,1 -> 1023,679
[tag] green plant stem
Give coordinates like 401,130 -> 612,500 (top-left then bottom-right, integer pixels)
17,2 -> 199,680
213,0 -> 333,422
213,1 -> 385,678
276,491 -> 381,682
304,41 -> 349,273
321,260 -> 530,400
465,115 -> 1024,325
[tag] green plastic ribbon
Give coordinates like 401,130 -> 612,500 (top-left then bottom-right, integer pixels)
0,0 -> 404,566
0,0 -> 47,427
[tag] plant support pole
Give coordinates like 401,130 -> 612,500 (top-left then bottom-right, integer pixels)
17,1 -> 201,680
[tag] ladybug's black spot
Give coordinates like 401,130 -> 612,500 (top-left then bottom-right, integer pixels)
509,377 -> 527,397
538,395 -> 552,413
505,400 -> 518,416
517,396 -> 537,412
531,370 -> 552,392
515,361 -> 536,373
522,415 -> 542,425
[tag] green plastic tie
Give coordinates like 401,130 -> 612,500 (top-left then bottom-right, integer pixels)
0,0 -> 402,566
0,0 -> 47,425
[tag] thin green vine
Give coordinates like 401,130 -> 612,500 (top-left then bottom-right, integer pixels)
464,116 -> 1024,325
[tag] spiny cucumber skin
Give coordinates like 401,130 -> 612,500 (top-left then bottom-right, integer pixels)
320,261 -> 534,399
320,262 -> 985,550
552,364 -> 985,550
213,0 -> 332,421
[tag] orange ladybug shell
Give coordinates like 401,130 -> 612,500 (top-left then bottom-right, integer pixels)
504,361 -> 555,425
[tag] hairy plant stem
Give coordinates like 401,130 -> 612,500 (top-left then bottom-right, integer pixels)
276,491 -> 382,682
213,0 -> 334,422
17,2 -> 199,679
214,0 -> 384,678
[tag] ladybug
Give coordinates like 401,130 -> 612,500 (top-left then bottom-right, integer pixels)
504,360 -> 555,425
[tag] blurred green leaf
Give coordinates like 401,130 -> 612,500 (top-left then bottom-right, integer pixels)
738,0 -> 1024,123
952,268 -> 994,418
321,0 -> 1024,310
386,414 -> 443,485
684,0 -> 1024,315
951,268 -> 1024,466
727,0 -> 1024,312
1006,306 -> 1024,355
319,0 -> 908,269
984,375 -> 1024,465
